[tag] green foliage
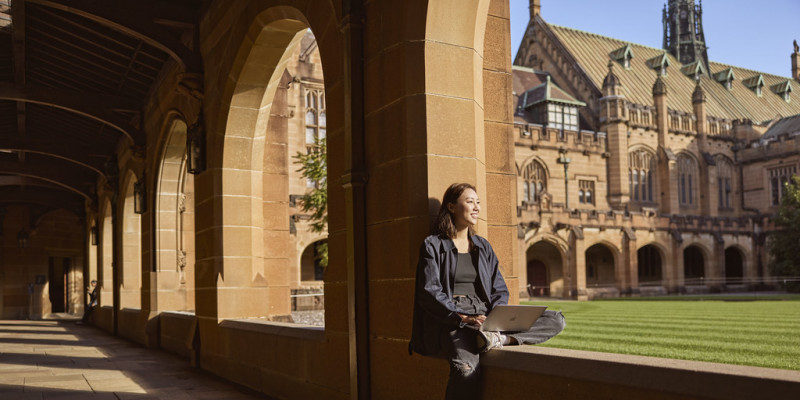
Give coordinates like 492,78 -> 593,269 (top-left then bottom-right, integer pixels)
767,175 -> 800,292
293,136 -> 328,268
523,299 -> 800,370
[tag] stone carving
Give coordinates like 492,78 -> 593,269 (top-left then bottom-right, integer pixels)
178,250 -> 187,284
178,193 -> 186,213
539,191 -> 552,211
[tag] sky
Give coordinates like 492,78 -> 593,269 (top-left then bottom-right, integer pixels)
509,0 -> 800,78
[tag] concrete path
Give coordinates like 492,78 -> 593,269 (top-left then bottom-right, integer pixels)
0,320 -> 270,399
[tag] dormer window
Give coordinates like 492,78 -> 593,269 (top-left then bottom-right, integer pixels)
610,44 -> 634,70
646,52 -> 671,77
770,80 -> 793,103
680,60 -> 706,80
714,68 -> 735,90
743,74 -> 766,97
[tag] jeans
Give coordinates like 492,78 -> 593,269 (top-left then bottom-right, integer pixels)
441,295 -> 487,400
440,295 -> 566,400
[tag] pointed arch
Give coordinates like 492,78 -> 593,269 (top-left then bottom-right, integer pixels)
628,146 -> 656,203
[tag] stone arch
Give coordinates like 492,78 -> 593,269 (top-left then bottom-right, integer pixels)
713,154 -> 736,210
99,198 -> 113,307
636,242 -> 665,285
628,145 -> 657,203
204,4 -> 343,321
154,117 -> 195,311
299,239 -> 327,282
724,245 -> 746,284
520,159 -> 548,205
120,171 -> 142,309
677,152 -> 699,207
683,244 -> 707,283
525,238 -> 565,297
585,242 -> 617,287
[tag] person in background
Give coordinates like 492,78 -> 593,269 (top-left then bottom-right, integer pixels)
78,280 -> 98,325
409,183 -> 565,400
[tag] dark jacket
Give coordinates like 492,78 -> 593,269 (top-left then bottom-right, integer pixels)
408,234 -> 509,356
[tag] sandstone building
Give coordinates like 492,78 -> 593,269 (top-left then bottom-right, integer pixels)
0,1 -> 797,399
512,0 -> 800,300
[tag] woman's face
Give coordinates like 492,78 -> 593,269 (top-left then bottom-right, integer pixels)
448,188 -> 480,229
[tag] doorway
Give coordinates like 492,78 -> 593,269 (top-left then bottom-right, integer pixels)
48,257 -> 71,313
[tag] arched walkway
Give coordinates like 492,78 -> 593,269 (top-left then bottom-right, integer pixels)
526,240 -> 563,297
638,244 -> 663,285
725,247 -> 744,284
684,245 -> 705,283
300,239 -> 327,282
99,200 -> 113,308
586,243 -> 616,287
155,118 -> 195,312
120,173 -> 141,310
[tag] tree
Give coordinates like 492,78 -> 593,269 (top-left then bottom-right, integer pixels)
768,175 -> 800,292
293,136 -> 328,268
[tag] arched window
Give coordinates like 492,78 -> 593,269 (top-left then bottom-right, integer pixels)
523,161 -> 547,204
629,149 -> 655,203
678,154 -> 698,207
714,155 -> 735,210
304,88 -> 326,146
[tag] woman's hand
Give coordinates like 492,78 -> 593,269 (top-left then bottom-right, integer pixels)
458,313 -> 486,326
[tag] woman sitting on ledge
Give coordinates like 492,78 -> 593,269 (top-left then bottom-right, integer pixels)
409,183 -> 565,400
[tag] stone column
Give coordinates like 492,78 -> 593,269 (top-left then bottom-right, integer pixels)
654,77 -> 679,214
600,62 -> 630,210
570,228 -> 587,300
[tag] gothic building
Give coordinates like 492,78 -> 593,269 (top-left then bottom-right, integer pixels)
513,0 -> 800,299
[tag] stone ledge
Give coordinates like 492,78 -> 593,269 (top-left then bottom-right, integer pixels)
160,310 -> 196,318
482,346 -> 799,400
220,318 -> 325,341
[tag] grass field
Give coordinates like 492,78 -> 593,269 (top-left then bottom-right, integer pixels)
522,295 -> 800,371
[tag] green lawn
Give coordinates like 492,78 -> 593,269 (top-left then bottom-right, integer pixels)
522,296 -> 800,371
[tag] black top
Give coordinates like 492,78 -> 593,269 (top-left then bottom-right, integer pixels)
453,252 -> 478,296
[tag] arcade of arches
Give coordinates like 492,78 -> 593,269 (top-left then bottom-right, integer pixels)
0,0 -> 521,398
0,1 -> 793,399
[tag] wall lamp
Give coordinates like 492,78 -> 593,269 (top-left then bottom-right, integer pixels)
134,177 -> 147,214
187,114 -> 206,174
90,225 -> 98,246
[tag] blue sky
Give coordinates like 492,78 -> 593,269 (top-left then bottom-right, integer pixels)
509,0 -> 800,78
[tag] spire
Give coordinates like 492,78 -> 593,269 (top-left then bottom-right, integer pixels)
692,78 -> 705,104
602,60 -> 622,96
663,0 -> 709,71
530,0 -> 541,20
653,75 -> 667,96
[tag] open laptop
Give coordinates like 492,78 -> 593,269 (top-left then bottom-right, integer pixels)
478,305 -> 547,332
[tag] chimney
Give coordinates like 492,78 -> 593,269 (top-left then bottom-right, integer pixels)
792,39 -> 800,83
530,0 -> 541,20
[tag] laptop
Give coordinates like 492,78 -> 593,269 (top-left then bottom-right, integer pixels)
478,305 -> 547,332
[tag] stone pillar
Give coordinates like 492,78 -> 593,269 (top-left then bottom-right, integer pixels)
530,0 -> 541,19
654,77 -> 679,214
674,241 -> 685,293
620,228 -> 638,295
600,62 -> 630,210
711,235 -> 725,292
693,81 -> 717,216
570,228 -> 587,300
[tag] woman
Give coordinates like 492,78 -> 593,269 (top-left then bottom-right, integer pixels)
409,183 -> 565,399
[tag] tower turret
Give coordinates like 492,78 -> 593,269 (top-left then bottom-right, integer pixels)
663,0 -> 709,71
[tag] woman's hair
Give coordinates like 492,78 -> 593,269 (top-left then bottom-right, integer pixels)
433,183 -> 477,239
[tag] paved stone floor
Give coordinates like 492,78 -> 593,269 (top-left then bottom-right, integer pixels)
0,320 -> 271,399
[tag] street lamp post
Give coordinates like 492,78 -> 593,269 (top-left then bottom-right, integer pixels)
557,149 -> 572,210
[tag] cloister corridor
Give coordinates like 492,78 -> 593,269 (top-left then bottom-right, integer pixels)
0,320 -> 269,399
